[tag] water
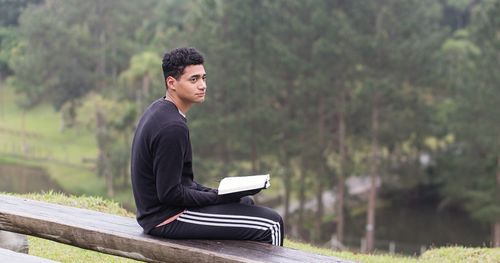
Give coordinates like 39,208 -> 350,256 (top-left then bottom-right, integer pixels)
287,190 -> 491,255
342,202 -> 491,255
0,163 -> 63,193
0,163 -> 61,254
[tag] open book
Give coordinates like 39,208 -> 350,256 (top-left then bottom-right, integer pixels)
218,174 -> 270,195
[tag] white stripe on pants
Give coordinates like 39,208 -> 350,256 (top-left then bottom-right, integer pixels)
177,210 -> 282,246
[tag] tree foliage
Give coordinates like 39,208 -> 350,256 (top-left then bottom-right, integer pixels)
2,0 -> 499,249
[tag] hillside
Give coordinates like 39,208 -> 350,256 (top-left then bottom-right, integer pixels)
0,85 -> 133,206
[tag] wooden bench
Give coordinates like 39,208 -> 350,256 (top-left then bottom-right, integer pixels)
0,247 -> 58,262
0,195 -> 353,263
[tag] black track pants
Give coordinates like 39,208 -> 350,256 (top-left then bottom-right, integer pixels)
149,198 -> 284,246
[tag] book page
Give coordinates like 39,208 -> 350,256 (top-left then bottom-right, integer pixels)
218,174 -> 270,195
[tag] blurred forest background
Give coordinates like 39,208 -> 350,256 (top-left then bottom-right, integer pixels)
0,0 -> 499,255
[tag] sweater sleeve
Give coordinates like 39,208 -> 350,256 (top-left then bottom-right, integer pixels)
153,124 -> 218,206
194,181 -> 217,193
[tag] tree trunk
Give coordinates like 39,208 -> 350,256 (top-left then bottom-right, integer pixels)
315,177 -> 324,242
95,8 -> 111,196
141,75 -> 150,110
105,153 -> 114,197
283,158 -> 291,233
315,96 -> 326,242
365,92 -> 379,252
494,155 -> 500,247
1,73 -> 5,120
21,110 -> 27,156
335,92 -> 346,244
282,81 -> 294,232
98,30 -> 107,92
96,110 -> 113,197
298,138 -> 307,240
494,223 -> 500,248
249,2 -> 258,174
298,168 -> 306,239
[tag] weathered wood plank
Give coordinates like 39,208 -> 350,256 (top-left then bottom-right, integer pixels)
0,195 -> 354,263
0,230 -> 29,253
0,247 -> 58,263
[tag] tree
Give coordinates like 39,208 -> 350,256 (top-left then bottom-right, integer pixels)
185,0 -> 280,181
309,1 -> 361,244
262,0 -> 328,237
78,92 -> 136,197
8,0 -> 154,113
436,0 -> 500,247
9,6 -> 94,111
0,0 -> 42,77
469,1 -> 500,246
335,0 -> 446,251
120,51 -> 163,115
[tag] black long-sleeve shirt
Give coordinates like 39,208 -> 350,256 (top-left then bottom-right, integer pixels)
131,98 -> 219,233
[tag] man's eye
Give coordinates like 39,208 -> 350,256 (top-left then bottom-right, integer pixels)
190,78 -> 197,82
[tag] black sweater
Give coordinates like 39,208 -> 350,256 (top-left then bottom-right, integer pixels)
130,98 -> 219,233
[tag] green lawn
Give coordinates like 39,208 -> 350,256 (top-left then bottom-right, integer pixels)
0,87 -> 97,164
286,240 -> 500,263
0,86 -> 97,165
0,85 -> 117,199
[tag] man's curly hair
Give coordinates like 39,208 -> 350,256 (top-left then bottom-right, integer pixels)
162,47 -> 204,87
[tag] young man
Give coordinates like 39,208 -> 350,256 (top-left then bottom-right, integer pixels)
130,47 -> 283,246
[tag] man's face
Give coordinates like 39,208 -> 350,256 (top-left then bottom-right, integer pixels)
171,64 -> 207,104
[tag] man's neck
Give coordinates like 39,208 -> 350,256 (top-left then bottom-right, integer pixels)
165,93 -> 190,115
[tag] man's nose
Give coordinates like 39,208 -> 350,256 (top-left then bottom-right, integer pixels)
199,82 -> 206,90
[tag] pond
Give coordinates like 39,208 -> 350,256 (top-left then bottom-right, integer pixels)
343,203 -> 492,255
0,163 -> 63,194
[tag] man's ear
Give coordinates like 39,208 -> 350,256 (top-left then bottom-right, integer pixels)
166,76 -> 176,90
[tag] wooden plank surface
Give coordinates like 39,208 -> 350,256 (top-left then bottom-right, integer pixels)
0,195 -> 354,263
0,247 -> 58,263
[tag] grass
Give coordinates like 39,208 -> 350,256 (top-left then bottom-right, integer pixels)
285,239 -> 500,263
285,239 -> 417,263
420,247 -> 500,263
0,86 -> 97,163
2,192 -> 497,263
28,238 -> 137,263
0,85 -> 130,203
0,84 -> 95,162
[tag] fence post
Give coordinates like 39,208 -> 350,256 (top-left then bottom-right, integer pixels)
389,241 -> 395,254
420,245 -> 426,255
360,238 -> 366,253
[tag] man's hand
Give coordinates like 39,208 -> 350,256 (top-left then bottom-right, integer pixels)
214,188 -> 262,204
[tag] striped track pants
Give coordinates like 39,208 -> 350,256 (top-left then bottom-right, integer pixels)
149,201 -> 284,246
